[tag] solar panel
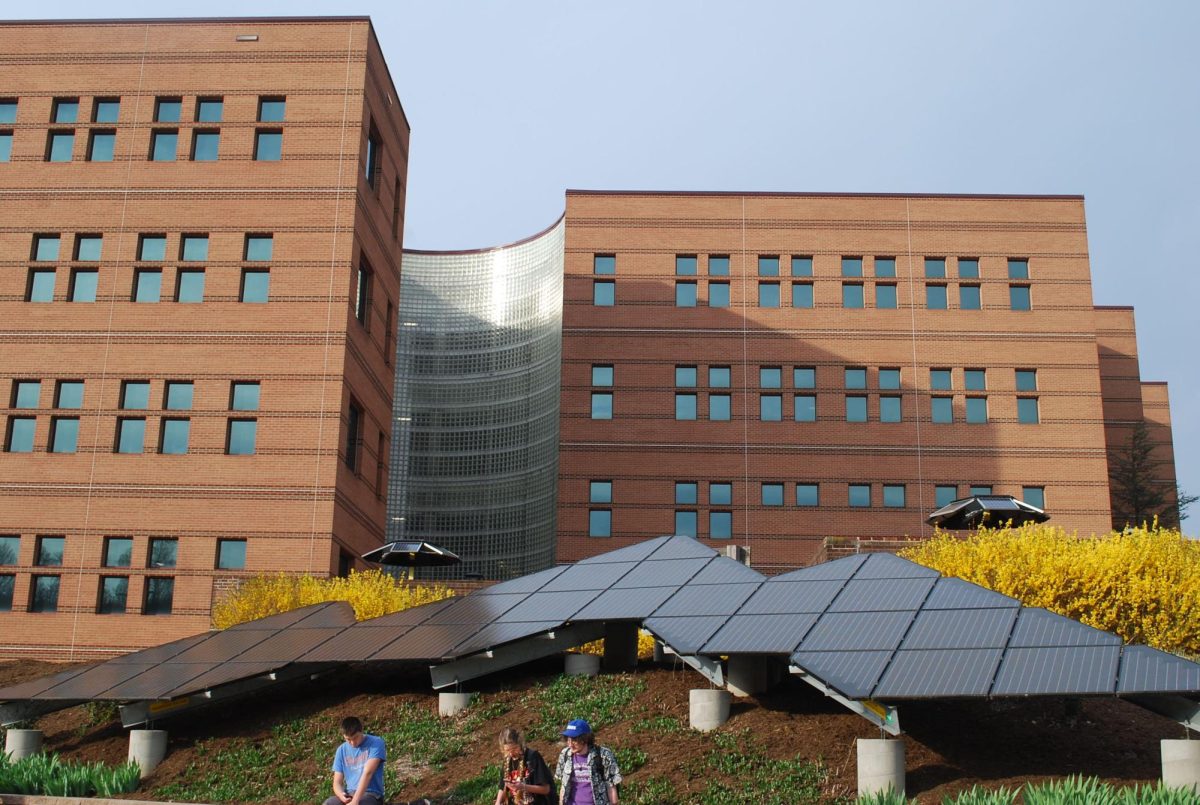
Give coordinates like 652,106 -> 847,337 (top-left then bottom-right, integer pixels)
644,616 -> 729,655
426,593 -> 529,624
37,663 -> 152,700
651,583 -> 760,617
853,553 -> 940,580
613,557 -> 710,588
577,536 -> 670,564
797,611 -> 916,652
772,553 -> 867,582
540,561 -> 636,592
702,613 -> 818,654
1008,608 -> 1121,648
358,597 -> 457,626
161,662 -> 285,699
297,623 -> 416,662
476,565 -> 569,595
741,580 -> 844,615
496,590 -> 598,623
170,630 -> 276,664
108,633 -> 212,664
368,622 -> 484,661
573,586 -> 678,621
1118,645 -> 1200,694
901,608 -> 1018,650
646,536 -> 720,562
0,663 -> 98,700
450,620 -> 562,657
922,577 -> 1019,610
827,577 -> 936,612
687,557 -> 764,584
874,649 -> 1004,698
992,645 -> 1121,695
235,627 -> 348,664
102,663 -> 220,700
791,651 -> 893,699
227,601 -> 353,630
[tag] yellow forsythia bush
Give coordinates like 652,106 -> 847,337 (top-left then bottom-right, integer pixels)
211,569 -> 455,629
900,522 -> 1200,656
576,631 -> 659,660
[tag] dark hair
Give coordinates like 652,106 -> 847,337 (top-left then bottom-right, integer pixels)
340,716 -> 363,736
498,727 -> 525,748
567,732 -> 595,750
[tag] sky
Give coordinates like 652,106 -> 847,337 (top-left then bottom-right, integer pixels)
23,1 -> 1200,524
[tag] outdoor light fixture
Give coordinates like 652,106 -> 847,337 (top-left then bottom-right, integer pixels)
235,34 -> 259,42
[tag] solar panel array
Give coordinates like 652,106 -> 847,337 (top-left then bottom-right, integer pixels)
2,536 -> 1199,709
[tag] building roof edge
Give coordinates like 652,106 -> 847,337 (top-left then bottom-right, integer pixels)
565,189 -> 1086,201
0,16 -> 372,25
404,213 -> 565,256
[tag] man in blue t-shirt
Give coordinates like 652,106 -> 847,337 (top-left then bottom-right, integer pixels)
323,716 -> 386,805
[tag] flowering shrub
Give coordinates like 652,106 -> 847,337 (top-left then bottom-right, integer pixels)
211,569 -> 455,629
900,523 -> 1200,656
576,631 -> 659,660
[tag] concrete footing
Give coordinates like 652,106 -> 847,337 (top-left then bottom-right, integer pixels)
857,738 -> 905,798
128,729 -> 168,778
652,640 -> 667,663
726,655 -> 770,697
602,622 -> 639,671
438,692 -> 476,717
1161,739 -> 1200,792
565,653 -> 601,677
4,728 -> 42,760
689,688 -> 731,731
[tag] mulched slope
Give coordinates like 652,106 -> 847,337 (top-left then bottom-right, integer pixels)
1,658 -> 1185,804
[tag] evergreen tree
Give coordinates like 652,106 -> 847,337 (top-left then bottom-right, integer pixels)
1109,420 -> 1177,528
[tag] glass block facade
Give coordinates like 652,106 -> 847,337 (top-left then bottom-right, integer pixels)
387,220 -> 565,579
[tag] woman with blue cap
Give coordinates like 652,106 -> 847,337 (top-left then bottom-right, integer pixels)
553,719 -> 621,805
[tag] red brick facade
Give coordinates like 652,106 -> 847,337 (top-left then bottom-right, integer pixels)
0,19 -> 408,658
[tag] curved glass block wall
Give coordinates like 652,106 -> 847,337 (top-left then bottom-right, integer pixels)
387,219 -> 565,579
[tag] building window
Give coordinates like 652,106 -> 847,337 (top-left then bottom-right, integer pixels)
231,382 -> 260,411
879,368 -> 901,390
191,130 -> 220,161
842,282 -> 864,308
590,392 -> 613,420
970,485 -> 994,496
5,417 -> 36,453
365,126 -> 382,189
926,284 -> 948,309
959,258 -> 979,278
159,418 -> 190,454
55,381 -> 84,409
761,367 -> 782,388
708,394 -> 731,421
196,97 -> 223,122
848,484 -> 871,508
217,539 -> 247,570
27,269 -> 56,302
844,368 -> 866,390
115,418 -> 146,453
49,417 -> 79,453
925,258 -> 946,278
593,280 -> 615,306
709,255 -> 730,276
935,485 -> 958,507
675,281 -> 697,307
46,130 -> 74,162
35,536 -> 64,566
148,537 -> 177,568
94,98 -> 120,122
794,395 -> 816,422
796,483 -> 819,506
875,284 -> 898,309
758,256 -> 780,277
72,234 -> 102,262
227,420 -> 257,455
794,367 -> 816,389
86,130 -> 115,161
964,369 -> 986,391
12,380 -> 40,408
0,536 -> 19,565
593,255 -> 616,275
675,255 -> 697,276
1017,397 -> 1040,424
675,393 -> 698,420
709,366 -> 731,387
356,261 -> 373,326
1015,369 -> 1038,391
104,537 -> 133,568
762,483 -> 784,506
883,484 -> 906,508
930,368 -> 952,390
98,577 -> 128,614
589,480 -> 612,538
258,96 -> 286,122
1022,486 -> 1046,509
1010,285 -> 1031,311
760,394 -> 783,421
875,257 -> 896,278
149,129 -> 178,161
708,282 -> 730,307
133,269 -> 162,302
180,235 -> 208,262
674,510 -> 698,538
240,270 -> 270,303
154,97 -> 181,122
0,99 -> 17,123
176,270 -> 205,302
880,396 -> 901,423
710,482 -> 732,505
709,511 -> 732,539
960,284 -> 981,310
758,281 -> 780,307
254,130 -> 283,161
1008,259 -> 1029,280
33,234 -> 60,261
792,282 -> 814,308
0,131 -> 11,162
144,577 -> 174,615
138,234 -> 167,262
841,257 -> 863,277
159,381 -> 192,411
245,234 -> 274,261
30,576 -> 60,613
592,365 -> 613,386
345,401 -> 363,471
845,395 -> 867,422
590,480 -> 612,504
966,396 -> 988,424
676,366 -> 698,387
0,575 -> 13,612
120,380 -> 150,410
931,397 -> 953,423
792,256 -> 813,277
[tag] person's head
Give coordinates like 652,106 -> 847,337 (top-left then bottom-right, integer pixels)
560,718 -> 593,752
498,727 -> 525,759
341,716 -> 365,747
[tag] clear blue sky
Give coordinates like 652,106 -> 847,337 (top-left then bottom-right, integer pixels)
22,2 -> 1200,526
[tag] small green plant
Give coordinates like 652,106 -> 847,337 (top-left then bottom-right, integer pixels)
0,752 -> 139,797
944,785 -> 1017,805
624,774 -> 683,805
630,715 -> 683,735
857,788 -> 909,805
524,673 -> 645,741
614,746 -> 648,774
445,761 -> 501,804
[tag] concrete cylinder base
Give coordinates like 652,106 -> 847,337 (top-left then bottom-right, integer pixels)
689,688 -> 731,732
4,728 -> 43,760
857,738 -> 905,798
652,640 -> 667,663
1161,739 -> 1200,792
128,729 -> 168,779
726,655 -> 768,697
439,691 -> 475,717
565,653 -> 601,677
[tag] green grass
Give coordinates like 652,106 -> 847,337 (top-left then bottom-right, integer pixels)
524,673 -> 645,742
445,761 -> 502,805
0,752 -> 139,797
629,715 -> 684,735
686,729 -> 838,805
851,778 -> 1200,805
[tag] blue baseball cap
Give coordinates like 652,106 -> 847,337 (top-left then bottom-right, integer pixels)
560,719 -> 592,738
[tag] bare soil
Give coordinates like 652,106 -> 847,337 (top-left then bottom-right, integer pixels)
1,657 -> 1187,804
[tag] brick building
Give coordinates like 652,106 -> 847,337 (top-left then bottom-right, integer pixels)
0,18 -> 407,658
